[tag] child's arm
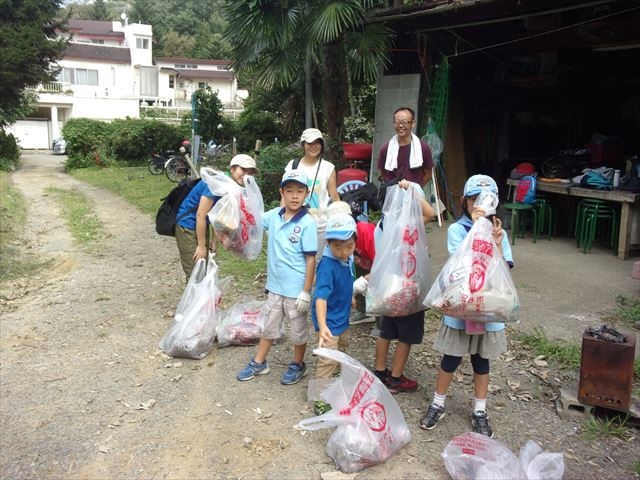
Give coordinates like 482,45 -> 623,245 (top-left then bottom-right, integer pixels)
295,253 -> 316,313
194,196 -> 215,261
492,216 -> 505,256
315,298 -> 333,347
398,179 -> 435,223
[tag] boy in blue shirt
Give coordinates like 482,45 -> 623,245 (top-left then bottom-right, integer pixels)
237,170 -> 318,385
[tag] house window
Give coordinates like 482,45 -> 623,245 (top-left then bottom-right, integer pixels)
136,37 -> 149,49
57,67 -> 75,83
75,68 -> 99,85
179,81 -> 184,88
169,75 -> 175,88
90,39 -> 104,44
174,63 -> 186,69
198,82 -> 206,89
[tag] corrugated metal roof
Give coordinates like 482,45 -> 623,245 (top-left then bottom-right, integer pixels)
64,43 -> 131,64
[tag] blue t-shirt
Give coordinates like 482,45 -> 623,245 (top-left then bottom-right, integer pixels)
443,215 -> 514,331
263,207 -> 317,298
311,248 -> 354,336
176,181 -> 219,231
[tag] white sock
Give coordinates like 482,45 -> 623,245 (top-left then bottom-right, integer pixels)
432,392 -> 447,408
474,397 -> 487,413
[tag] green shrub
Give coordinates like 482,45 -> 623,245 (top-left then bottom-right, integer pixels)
0,131 -> 21,171
235,109 -> 283,152
256,142 -> 302,208
62,118 -> 111,170
107,118 -> 187,166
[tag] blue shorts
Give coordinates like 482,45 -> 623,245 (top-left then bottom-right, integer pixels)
379,310 -> 425,345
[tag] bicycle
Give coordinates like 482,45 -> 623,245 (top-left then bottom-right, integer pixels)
165,155 -> 192,182
148,150 -> 175,175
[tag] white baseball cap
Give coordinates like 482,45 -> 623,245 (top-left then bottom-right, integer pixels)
300,128 -> 324,144
325,213 -> 357,240
229,154 -> 258,172
327,200 -> 352,216
280,170 -> 309,188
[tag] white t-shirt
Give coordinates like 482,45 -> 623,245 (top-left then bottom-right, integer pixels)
285,158 -> 336,229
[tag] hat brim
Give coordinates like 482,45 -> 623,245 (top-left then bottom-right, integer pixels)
280,179 -> 308,188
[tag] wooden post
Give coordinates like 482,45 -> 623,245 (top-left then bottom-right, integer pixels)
254,139 -> 262,161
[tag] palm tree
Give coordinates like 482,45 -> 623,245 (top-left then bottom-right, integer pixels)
223,0 -> 392,164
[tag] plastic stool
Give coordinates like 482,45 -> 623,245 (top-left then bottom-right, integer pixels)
535,196 -> 554,240
503,202 -> 538,245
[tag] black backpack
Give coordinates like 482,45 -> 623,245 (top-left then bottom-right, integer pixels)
155,178 -> 201,236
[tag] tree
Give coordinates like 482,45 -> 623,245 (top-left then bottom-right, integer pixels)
223,0 -> 392,165
90,0 -> 109,20
0,0 -> 68,128
191,87 -> 224,143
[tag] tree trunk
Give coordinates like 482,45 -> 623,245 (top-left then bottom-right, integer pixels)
321,38 -> 349,170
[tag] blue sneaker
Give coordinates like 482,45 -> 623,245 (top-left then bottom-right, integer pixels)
280,361 -> 306,385
237,358 -> 270,381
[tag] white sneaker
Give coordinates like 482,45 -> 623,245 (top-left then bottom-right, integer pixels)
349,312 -> 375,325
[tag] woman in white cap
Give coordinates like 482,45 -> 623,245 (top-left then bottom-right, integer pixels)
175,153 -> 258,281
285,128 -> 340,260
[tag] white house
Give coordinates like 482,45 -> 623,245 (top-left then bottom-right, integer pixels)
10,18 -> 241,149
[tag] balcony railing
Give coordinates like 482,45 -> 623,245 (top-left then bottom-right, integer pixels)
28,82 -> 73,95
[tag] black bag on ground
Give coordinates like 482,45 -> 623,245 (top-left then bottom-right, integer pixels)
155,178 -> 201,236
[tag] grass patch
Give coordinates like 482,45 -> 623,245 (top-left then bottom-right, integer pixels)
582,414 -> 632,441
612,295 -> 640,328
514,327 -> 581,369
633,460 -> 640,475
71,166 -> 175,215
0,172 -> 48,283
70,166 -> 268,287
47,187 -> 103,248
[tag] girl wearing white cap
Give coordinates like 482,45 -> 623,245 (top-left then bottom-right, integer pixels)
285,128 -> 340,261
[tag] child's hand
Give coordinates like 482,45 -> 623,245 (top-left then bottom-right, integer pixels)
353,276 -> 368,295
398,179 -> 411,189
318,325 -> 334,347
492,217 -> 504,246
471,206 -> 486,222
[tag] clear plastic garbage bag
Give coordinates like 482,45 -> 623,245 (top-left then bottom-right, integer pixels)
201,167 -> 264,260
442,432 -> 564,480
366,184 -> 431,316
425,217 -> 519,323
216,299 -> 266,347
159,257 -> 220,359
298,348 -> 411,473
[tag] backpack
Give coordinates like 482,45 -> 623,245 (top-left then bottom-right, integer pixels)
580,170 -> 613,190
155,178 -> 201,236
510,162 -> 536,180
515,175 -> 537,204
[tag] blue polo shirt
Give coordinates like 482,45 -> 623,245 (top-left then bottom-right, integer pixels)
311,248 -> 354,336
263,207 -> 317,298
443,215 -> 514,331
176,180 -> 220,231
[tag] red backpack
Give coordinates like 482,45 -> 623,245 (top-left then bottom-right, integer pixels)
515,175 -> 537,204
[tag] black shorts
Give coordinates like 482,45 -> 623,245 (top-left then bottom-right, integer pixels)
379,310 -> 425,344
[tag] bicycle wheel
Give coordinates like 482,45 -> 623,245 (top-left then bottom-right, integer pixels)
148,157 -> 164,175
165,157 -> 189,183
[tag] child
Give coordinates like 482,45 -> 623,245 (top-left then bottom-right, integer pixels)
419,174 -> 513,438
310,212 -> 357,414
237,170 -> 318,385
353,180 -> 436,393
175,154 -> 258,281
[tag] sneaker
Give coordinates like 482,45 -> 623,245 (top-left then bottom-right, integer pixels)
313,400 -> 332,415
419,403 -> 446,430
368,327 -> 381,338
471,411 -> 494,438
281,361 -> 307,385
373,368 -> 391,383
349,312 -> 375,325
385,374 -> 418,393
237,358 -> 270,381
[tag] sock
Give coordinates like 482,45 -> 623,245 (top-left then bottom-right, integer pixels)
474,397 -> 487,414
432,392 -> 447,408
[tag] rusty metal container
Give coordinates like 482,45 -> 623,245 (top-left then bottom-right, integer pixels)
578,330 -> 636,411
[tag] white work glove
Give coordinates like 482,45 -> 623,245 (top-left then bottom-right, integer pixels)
295,290 -> 311,313
353,276 -> 369,295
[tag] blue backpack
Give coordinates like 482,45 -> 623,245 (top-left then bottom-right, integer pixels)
515,175 -> 537,204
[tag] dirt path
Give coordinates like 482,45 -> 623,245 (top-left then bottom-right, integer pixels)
1,152 -> 638,479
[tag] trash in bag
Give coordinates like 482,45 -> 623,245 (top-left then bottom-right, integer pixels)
216,299 -> 266,347
366,184 -> 431,316
298,348 -> 411,473
200,167 -> 264,260
424,217 -> 519,323
159,256 -> 220,359
442,432 -> 564,480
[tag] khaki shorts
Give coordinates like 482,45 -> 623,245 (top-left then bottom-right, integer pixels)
263,292 -> 309,345
433,324 -> 507,360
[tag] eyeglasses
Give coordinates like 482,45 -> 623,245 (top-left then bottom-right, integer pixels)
393,120 -> 412,127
